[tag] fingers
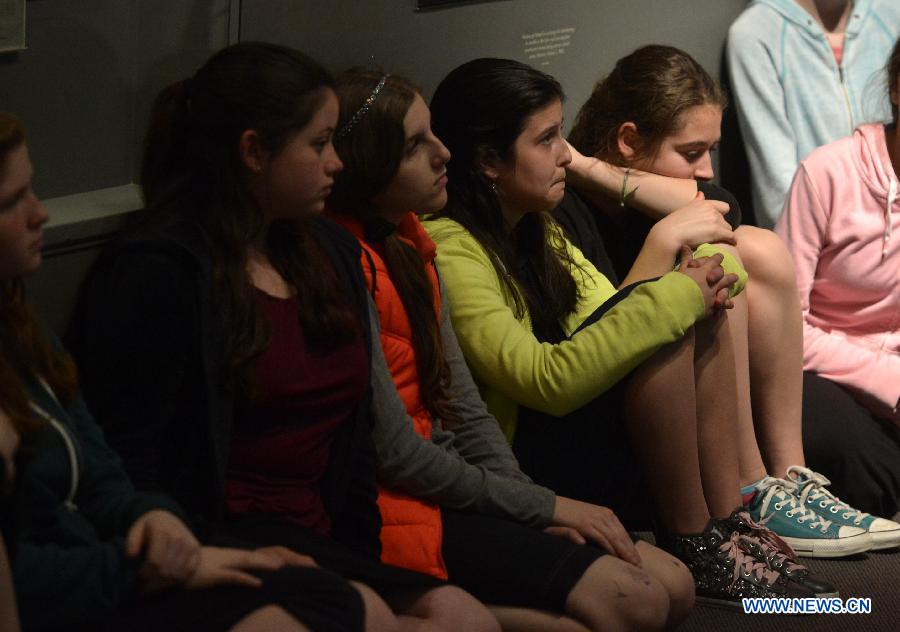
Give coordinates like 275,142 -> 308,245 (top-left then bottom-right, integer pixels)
677,245 -> 695,271
125,520 -> 146,558
207,568 -> 264,589
710,199 -> 730,215
544,526 -> 586,545
255,546 -> 318,568
704,261 -> 724,286
714,272 -> 739,296
599,514 -> 641,567
714,287 -> 734,310
234,550 -> 286,572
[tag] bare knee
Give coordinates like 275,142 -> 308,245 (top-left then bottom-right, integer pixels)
735,226 -> 796,290
403,585 -> 499,632
567,558 -> 671,632
351,580 -> 401,632
635,542 -> 695,627
229,605 -> 310,632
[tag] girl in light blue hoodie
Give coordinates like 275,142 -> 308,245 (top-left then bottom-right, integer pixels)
727,0 -> 900,227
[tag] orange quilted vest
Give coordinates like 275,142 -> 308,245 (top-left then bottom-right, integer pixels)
332,212 -> 448,580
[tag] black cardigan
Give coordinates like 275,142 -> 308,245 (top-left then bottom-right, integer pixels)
65,210 -> 382,558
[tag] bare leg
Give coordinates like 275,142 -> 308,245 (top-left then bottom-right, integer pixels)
693,312 -> 764,512
735,226 -> 806,476
624,330 -> 710,533
482,541 -> 694,632
634,541 -> 694,628
229,605 -> 310,632
385,585 -> 499,632
488,607 -> 589,631
698,244 -> 766,488
564,555 -> 671,632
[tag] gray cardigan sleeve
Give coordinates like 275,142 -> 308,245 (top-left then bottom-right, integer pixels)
367,295 -> 556,528
432,285 -> 530,481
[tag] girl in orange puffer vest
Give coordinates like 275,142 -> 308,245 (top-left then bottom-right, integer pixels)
326,69 -> 696,632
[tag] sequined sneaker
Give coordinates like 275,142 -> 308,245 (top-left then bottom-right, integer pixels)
746,476 -> 871,558
659,520 -> 815,608
723,509 -> 839,598
787,466 -> 900,551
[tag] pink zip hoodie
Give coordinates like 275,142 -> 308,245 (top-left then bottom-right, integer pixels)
777,123 -> 900,423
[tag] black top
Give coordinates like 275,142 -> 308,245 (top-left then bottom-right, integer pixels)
65,210 -> 382,558
553,181 -> 742,284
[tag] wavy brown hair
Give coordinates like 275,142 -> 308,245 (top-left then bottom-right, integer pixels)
141,43 -> 356,391
568,45 -> 727,166
330,70 -> 457,424
430,58 -> 580,340
0,113 -> 77,443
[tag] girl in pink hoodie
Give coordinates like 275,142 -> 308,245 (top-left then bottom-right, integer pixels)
777,37 -> 900,517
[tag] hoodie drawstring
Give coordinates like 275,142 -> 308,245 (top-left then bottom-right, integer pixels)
885,178 -> 896,260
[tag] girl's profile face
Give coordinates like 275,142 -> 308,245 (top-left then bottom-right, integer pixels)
373,93 -> 451,222
0,143 -> 48,280
256,88 -> 344,221
490,98 -> 571,226
641,104 -> 722,181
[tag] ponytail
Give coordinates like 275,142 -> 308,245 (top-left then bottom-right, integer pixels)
141,79 -> 194,207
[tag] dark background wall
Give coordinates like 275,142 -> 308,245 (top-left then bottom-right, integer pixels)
6,0 -> 754,331
240,0 -> 748,135
0,0 -> 231,199
2,0 -> 231,332
240,0 -> 756,219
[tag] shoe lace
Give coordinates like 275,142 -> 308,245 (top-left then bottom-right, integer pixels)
757,478 -> 834,533
734,512 -> 807,574
788,466 -> 870,526
720,531 -> 781,588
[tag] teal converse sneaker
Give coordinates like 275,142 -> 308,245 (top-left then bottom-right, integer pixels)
787,466 -> 900,551
746,477 -> 871,558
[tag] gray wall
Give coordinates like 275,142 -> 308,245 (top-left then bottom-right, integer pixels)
2,0 -> 231,333
1,0 -> 231,199
240,0 -> 748,131
9,0 -> 753,333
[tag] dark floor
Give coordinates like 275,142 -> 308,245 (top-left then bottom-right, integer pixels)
679,548 -> 900,631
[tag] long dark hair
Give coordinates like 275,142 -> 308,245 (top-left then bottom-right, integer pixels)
0,113 -> 76,443
888,37 -> 900,123
141,43 -> 356,389
569,45 -> 727,165
430,58 -> 579,339
330,70 -> 457,424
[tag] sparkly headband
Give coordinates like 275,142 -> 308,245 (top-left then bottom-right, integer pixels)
336,75 -> 389,138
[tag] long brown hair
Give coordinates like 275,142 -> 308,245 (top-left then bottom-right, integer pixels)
330,70 -> 456,424
0,113 -> 77,441
430,58 -> 580,340
888,37 -> 900,123
568,45 -> 727,166
141,43 -> 356,390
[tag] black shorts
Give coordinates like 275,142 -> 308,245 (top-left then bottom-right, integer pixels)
221,514 -> 443,595
513,282 -> 655,529
441,510 -> 604,611
101,564 -> 364,632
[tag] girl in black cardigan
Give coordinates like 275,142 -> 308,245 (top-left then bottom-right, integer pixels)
65,44 -> 497,632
